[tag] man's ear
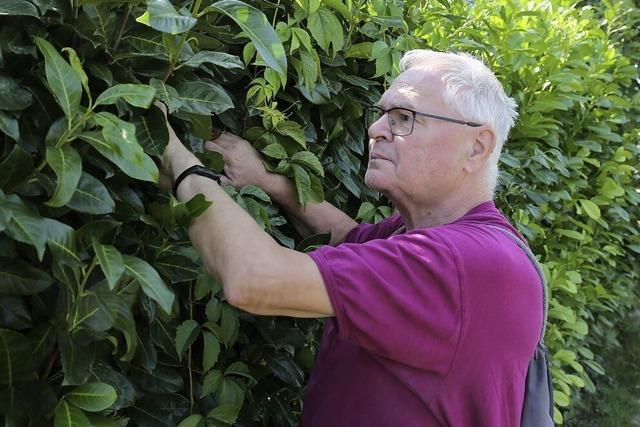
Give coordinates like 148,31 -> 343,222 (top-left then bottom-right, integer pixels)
464,128 -> 496,173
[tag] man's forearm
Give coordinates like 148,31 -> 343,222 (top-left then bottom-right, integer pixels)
264,173 -> 357,246
171,153 -> 282,303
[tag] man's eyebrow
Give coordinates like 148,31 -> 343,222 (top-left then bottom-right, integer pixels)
378,99 -> 416,110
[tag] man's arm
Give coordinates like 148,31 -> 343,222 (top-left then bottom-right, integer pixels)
161,118 -> 335,317
205,134 -> 357,246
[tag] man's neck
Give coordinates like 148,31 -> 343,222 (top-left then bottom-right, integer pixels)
395,192 -> 492,230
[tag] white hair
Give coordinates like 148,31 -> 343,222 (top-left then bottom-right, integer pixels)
399,50 -> 518,194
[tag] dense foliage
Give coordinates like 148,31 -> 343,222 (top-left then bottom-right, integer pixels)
0,0 -> 637,425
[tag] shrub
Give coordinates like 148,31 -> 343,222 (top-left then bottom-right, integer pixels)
0,0 -> 637,425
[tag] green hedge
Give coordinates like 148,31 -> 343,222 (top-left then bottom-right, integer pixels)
0,0 -> 637,425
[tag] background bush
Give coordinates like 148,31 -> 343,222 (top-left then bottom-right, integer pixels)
0,0 -> 638,425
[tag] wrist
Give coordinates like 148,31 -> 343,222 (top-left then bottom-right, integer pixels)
263,172 -> 294,203
168,146 -> 203,179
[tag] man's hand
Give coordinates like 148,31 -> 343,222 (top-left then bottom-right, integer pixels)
205,133 -> 280,193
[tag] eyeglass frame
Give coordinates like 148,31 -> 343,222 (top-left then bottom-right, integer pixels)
365,105 -> 483,136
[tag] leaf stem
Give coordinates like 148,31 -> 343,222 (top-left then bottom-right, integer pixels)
41,346 -> 58,382
272,0 -> 281,27
188,283 -> 195,413
79,256 -> 98,296
113,3 -> 133,54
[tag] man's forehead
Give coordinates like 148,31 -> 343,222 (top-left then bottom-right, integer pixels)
379,68 -> 443,108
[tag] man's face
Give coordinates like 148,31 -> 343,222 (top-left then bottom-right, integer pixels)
364,68 -> 474,207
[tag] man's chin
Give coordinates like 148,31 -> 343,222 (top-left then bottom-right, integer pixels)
364,172 -> 386,193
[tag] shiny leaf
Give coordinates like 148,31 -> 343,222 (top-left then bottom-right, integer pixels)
66,382 -> 117,412
122,255 -> 174,314
204,0 -> 287,77
34,38 -> 82,119
67,172 -> 115,214
95,84 -> 156,108
136,0 -> 197,35
45,144 -> 82,207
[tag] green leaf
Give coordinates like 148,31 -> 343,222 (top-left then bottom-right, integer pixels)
0,296 -> 31,329
266,353 -> 304,387
176,81 -> 234,115
80,112 -> 158,182
5,194 -> 48,260
201,369 -> 222,396
131,365 -> 183,394
344,41 -> 373,58
92,239 -> 124,290
128,394 -> 189,426
45,218 -> 82,266
87,62 -> 113,86
45,145 -> 82,207
0,259 -> 53,296
355,202 -> 376,221
322,0 -> 350,22
136,0 -> 197,35
274,121 -> 306,147
134,106 -> 169,157
291,151 -> 324,177
0,0 -> 39,17
205,0 -> 287,77
0,329 -> 34,386
181,51 -> 244,69
122,255 -> 174,314
62,48 -> 90,99
207,404 -> 241,424
195,273 -> 221,300
224,361 -> 253,380
292,164 -> 322,205
54,400 -> 91,427
220,305 -> 238,347
202,331 -> 220,372
58,332 -> 94,385
95,84 -> 156,108
67,172 -> 115,214
307,7 -> 344,53
239,185 -> 270,202
261,143 -> 288,159
93,289 -> 138,361
0,75 -> 33,111
205,298 -> 223,323
175,319 -> 199,360
0,144 -> 34,191
66,383 -> 117,412
34,37 -> 82,119
149,78 -> 183,113
0,112 -> 19,140
178,414 -> 205,427
578,199 -> 601,220
370,40 -> 392,77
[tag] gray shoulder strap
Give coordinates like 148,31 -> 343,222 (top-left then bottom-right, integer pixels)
485,225 -> 548,342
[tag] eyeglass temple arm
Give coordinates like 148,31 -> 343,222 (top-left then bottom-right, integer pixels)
415,112 -> 482,127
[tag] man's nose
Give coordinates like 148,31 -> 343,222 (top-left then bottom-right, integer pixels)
367,113 -> 394,143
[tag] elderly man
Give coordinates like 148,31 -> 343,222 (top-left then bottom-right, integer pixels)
161,50 -> 543,426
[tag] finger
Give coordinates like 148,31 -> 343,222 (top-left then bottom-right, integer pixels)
213,132 -> 244,149
204,140 -> 225,154
219,174 -> 233,186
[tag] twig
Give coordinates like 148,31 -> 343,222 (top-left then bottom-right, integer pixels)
113,3 -> 132,54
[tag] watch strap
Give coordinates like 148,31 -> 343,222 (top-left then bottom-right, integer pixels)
173,165 -> 221,196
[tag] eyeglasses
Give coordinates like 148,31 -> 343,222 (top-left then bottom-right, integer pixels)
364,106 -> 482,136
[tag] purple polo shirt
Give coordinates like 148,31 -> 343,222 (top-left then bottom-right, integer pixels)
304,201 -> 542,427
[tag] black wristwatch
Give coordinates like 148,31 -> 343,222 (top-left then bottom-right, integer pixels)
173,165 -> 222,196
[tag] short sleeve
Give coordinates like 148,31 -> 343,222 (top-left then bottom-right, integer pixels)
308,230 -> 462,371
343,214 -> 405,243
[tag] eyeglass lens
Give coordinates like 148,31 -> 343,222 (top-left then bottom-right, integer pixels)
365,107 -> 414,136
